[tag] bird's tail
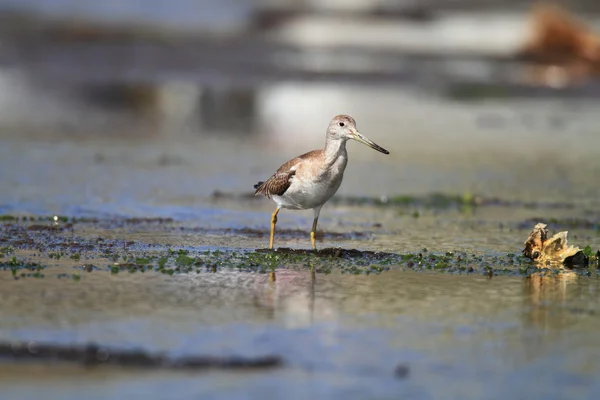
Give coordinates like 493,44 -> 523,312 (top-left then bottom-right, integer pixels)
253,181 -> 265,195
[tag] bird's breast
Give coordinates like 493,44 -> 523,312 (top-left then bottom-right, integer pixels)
327,154 -> 348,179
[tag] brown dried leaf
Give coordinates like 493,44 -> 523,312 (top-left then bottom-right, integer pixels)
539,231 -> 582,264
523,223 -> 548,260
523,222 -> 585,266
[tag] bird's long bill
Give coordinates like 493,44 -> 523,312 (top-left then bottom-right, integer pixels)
352,131 -> 390,155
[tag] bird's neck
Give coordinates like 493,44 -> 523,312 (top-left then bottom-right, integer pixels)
323,137 -> 348,167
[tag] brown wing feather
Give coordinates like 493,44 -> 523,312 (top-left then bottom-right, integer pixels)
254,170 -> 296,198
253,150 -> 321,198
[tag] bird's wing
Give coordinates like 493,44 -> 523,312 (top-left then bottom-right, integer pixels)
253,150 -> 320,198
254,162 -> 299,198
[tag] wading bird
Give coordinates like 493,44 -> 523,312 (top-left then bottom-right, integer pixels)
254,114 -> 389,250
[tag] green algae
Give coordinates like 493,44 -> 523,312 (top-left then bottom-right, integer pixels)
0,214 -> 598,280
0,246 -> 13,257
80,247 -> 597,278
0,256 -> 47,280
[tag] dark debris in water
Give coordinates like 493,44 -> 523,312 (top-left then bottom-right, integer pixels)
256,247 -> 395,260
179,227 -> 371,240
394,364 -> 410,379
0,215 -> 370,241
0,215 -> 174,226
0,341 -> 282,371
0,221 -> 144,255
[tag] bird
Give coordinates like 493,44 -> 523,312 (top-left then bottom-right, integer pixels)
254,114 -> 389,250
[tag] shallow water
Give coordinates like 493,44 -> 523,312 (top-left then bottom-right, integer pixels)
1,88 -> 600,399
1,264 -> 600,399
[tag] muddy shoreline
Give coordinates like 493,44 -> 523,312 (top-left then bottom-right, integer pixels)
2,214 -> 598,279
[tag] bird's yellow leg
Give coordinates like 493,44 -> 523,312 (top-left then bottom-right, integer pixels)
269,207 -> 280,249
310,206 -> 323,251
310,217 -> 319,250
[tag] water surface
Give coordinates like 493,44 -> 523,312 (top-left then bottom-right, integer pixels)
1,82 -> 600,399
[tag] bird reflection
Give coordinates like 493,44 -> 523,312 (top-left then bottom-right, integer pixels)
252,267 -> 318,326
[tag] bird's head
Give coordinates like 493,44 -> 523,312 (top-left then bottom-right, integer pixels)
327,114 -> 389,155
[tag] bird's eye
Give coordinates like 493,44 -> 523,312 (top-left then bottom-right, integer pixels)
338,122 -> 345,127
532,251 -> 540,259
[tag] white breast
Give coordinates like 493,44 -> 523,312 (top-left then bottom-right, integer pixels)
274,154 -> 347,210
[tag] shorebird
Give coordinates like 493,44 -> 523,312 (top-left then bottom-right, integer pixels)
254,114 -> 389,250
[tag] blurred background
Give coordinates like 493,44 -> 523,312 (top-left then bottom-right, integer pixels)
3,4 -> 600,398
1,0 -> 600,219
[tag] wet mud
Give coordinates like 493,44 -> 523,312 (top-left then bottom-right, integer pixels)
1,216 -> 597,279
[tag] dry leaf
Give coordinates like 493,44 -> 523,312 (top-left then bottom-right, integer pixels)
523,222 -> 587,266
